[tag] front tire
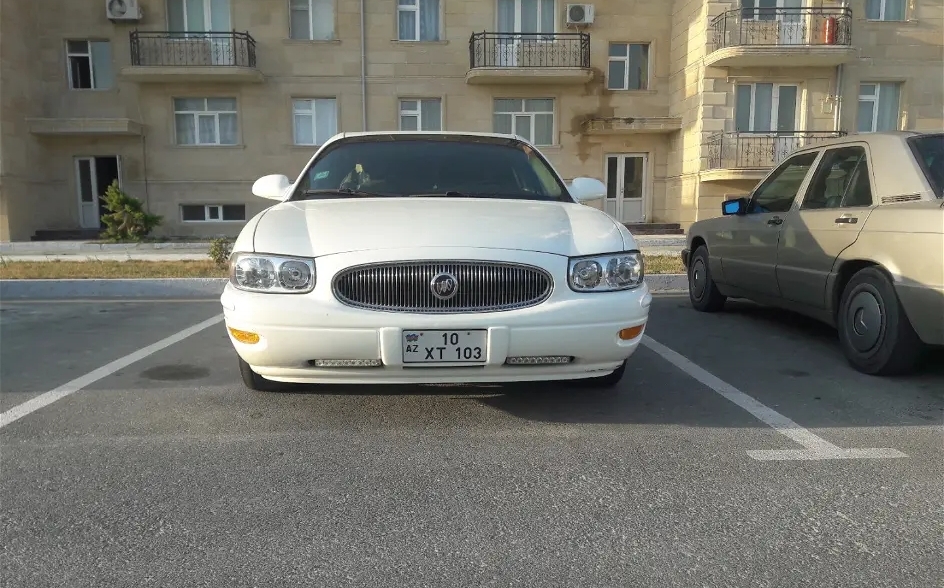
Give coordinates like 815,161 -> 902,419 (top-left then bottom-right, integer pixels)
688,245 -> 726,312
238,356 -> 286,392
837,267 -> 924,376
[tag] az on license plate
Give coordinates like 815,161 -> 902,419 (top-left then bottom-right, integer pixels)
402,330 -> 487,364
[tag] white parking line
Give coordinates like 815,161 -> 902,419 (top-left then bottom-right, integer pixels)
641,335 -> 908,461
0,314 -> 223,430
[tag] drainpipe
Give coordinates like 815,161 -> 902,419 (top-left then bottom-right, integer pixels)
833,0 -> 848,132
360,0 -> 367,131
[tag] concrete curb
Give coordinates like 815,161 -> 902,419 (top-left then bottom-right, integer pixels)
1,274 -> 690,300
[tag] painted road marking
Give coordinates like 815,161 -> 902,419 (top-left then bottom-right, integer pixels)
0,314 -> 223,430
641,335 -> 908,461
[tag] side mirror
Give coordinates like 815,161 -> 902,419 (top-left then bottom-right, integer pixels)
569,177 -> 607,203
722,196 -> 749,216
251,174 -> 291,200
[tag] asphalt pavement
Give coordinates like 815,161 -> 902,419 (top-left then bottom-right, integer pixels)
1,295 -> 942,587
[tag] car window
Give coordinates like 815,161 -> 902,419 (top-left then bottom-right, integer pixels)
907,133 -> 944,198
748,151 -> 820,214
801,146 -> 874,210
290,137 -> 567,201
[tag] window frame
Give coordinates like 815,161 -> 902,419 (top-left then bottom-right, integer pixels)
747,150 -> 821,214
492,98 -> 556,147
735,82 -> 799,133
799,145 -> 875,210
606,42 -> 651,91
180,203 -> 247,222
864,0 -> 906,21
396,0 -> 441,41
173,97 -> 239,146
288,0 -> 336,41
856,82 -> 902,133
292,97 -> 339,146
66,39 -> 113,90
398,98 -> 443,131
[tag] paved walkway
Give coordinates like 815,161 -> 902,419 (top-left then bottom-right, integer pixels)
0,235 -> 687,261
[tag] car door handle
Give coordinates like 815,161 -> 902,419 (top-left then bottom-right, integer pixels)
767,217 -> 783,226
834,216 -> 858,224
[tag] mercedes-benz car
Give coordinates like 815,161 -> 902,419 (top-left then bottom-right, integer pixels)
681,131 -> 944,376
221,131 -> 652,391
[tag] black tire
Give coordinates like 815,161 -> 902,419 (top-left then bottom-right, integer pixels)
575,360 -> 627,389
837,267 -> 925,376
688,245 -> 726,312
238,356 -> 286,392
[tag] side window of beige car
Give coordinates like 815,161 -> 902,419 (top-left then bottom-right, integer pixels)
747,151 -> 820,214
800,146 -> 874,210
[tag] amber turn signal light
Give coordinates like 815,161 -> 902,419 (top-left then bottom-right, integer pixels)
228,327 -> 260,344
618,325 -> 644,340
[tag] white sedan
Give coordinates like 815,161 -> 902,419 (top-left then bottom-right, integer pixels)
221,131 -> 652,391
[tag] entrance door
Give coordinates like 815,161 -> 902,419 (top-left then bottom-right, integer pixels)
604,154 -> 647,223
167,0 -> 233,65
76,156 -> 120,229
735,82 -> 799,167
495,0 -> 555,66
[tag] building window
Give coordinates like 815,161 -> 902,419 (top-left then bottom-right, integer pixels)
607,43 -> 649,91
857,82 -> 901,132
397,0 -> 440,41
67,40 -> 114,89
399,99 -> 442,131
865,0 -> 905,21
289,0 -> 335,40
735,83 -> 798,132
492,99 -> 554,146
497,0 -> 554,33
293,98 -> 338,145
181,204 -> 247,222
174,98 -> 238,145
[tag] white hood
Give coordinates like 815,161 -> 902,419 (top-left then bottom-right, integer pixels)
250,197 -> 627,258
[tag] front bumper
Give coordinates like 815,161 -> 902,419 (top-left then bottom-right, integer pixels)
220,280 -> 652,385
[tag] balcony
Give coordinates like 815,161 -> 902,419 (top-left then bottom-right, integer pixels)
120,31 -> 263,83
703,131 -> 846,181
466,32 -> 592,85
705,7 -> 855,68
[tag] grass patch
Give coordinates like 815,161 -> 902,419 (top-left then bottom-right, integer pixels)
0,255 -> 686,280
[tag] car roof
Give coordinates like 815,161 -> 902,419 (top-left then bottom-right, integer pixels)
791,130 -> 926,154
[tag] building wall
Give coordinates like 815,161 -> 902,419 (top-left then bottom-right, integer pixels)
0,0 -> 942,240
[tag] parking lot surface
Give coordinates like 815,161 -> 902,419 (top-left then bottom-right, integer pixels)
1,295 -> 942,587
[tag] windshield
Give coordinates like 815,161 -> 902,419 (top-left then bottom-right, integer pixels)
907,133 -> 944,198
289,136 -> 571,202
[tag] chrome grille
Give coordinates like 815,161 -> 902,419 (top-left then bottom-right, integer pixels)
332,261 -> 554,313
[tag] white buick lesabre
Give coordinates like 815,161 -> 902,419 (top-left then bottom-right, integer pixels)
221,131 -> 652,391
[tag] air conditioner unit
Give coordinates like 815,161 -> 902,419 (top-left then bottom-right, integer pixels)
566,4 -> 595,25
106,0 -> 143,21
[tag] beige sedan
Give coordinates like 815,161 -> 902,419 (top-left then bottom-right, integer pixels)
681,131 -> 944,376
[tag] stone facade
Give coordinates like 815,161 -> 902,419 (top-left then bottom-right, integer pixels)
0,0 -> 941,241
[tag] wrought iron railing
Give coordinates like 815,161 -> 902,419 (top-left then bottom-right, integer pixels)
706,131 -> 846,170
129,31 -> 257,67
469,32 -> 590,69
709,7 -> 852,51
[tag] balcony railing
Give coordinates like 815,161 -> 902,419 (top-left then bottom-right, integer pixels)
469,32 -> 590,69
706,131 -> 846,170
709,7 -> 852,52
129,31 -> 257,67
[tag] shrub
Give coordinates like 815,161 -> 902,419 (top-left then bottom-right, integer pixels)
100,181 -> 163,242
208,237 -> 233,268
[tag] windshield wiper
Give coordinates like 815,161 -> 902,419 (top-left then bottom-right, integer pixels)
300,188 -> 394,199
411,191 -> 511,198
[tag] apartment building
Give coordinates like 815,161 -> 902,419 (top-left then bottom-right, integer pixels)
0,0 -> 941,241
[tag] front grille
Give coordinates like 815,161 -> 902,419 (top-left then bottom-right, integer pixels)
332,261 -> 554,313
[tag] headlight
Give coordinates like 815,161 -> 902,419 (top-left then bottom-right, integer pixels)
568,251 -> 645,292
229,252 -> 316,294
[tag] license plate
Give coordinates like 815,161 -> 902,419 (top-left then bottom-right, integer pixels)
402,330 -> 487,365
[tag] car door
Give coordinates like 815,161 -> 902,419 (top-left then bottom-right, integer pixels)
776,143 -> 876,309
720,150 -> 820,297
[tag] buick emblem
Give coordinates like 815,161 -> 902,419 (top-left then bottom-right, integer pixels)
430,272 -> 458,300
